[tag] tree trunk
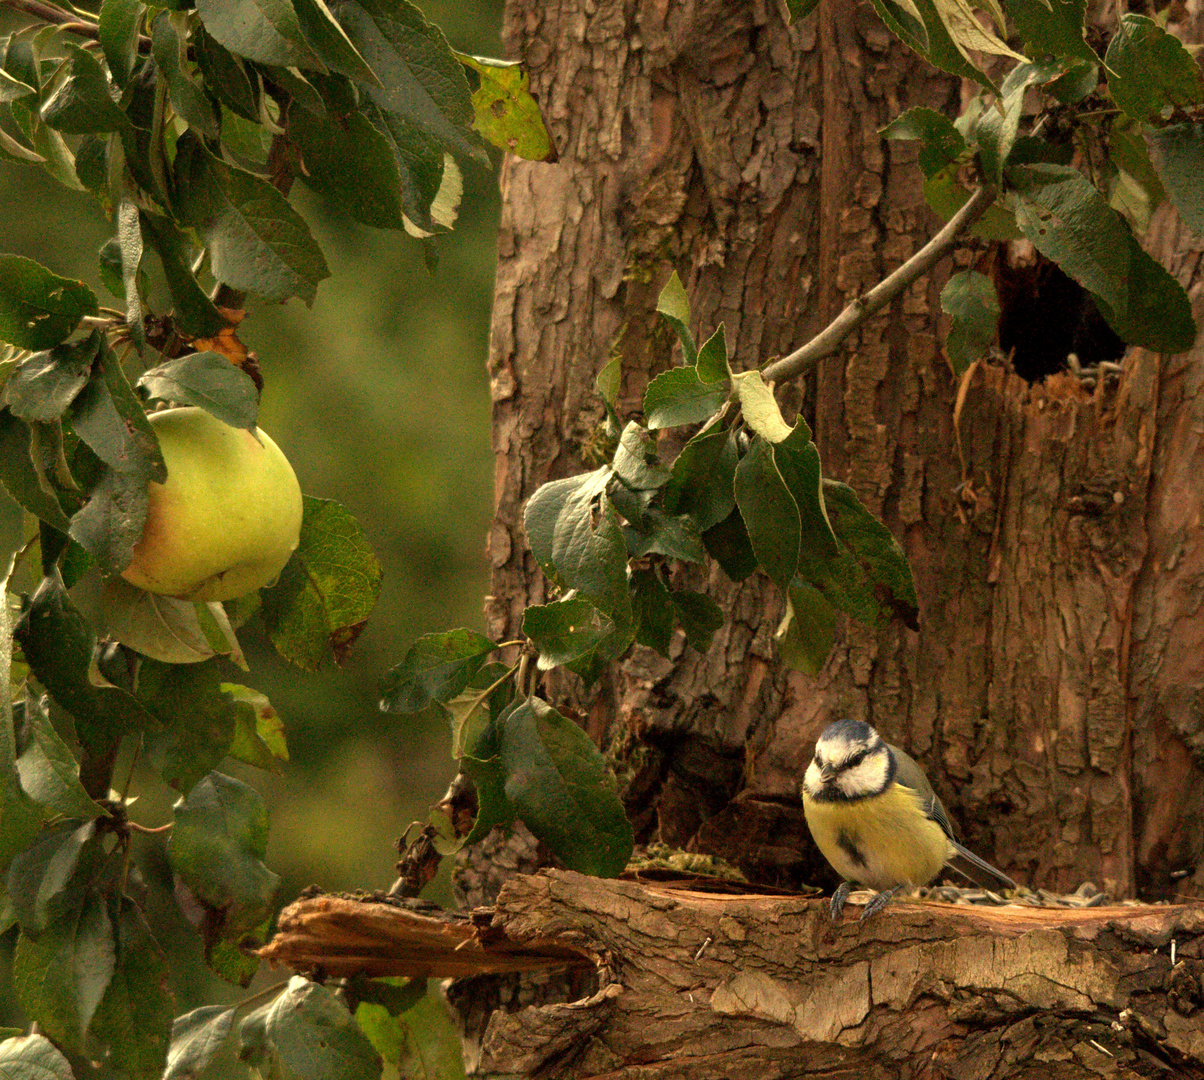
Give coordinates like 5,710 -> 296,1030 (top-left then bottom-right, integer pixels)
480,0 -> 1204,905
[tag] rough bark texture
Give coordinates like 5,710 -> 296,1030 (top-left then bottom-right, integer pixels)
479,0 -> 1204,906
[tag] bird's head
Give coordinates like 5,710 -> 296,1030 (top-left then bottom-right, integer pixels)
802,719 -> 895,801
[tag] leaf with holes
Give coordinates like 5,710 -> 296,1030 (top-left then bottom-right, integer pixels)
260,497 -> 382,672
0,255 -> 97,350
1105,15 -> 1204,123
456,53 -> 555,161
881,107 -> 966,178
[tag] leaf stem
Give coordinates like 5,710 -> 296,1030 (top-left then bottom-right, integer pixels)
128,820 -> 173,835
762,184 -> 998,385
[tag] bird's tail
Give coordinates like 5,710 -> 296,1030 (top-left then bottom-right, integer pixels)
948,841 -> 1017,892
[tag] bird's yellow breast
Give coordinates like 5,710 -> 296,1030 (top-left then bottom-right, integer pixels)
803,782 -> 953,891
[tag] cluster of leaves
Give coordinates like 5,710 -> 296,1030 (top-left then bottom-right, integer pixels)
0,1 -> 554,1078
789,1 -> 1203,372
380,273 -> 920,877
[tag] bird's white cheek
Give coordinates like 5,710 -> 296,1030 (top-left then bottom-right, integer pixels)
802,761 -> 823,797
836,754 -> 890,798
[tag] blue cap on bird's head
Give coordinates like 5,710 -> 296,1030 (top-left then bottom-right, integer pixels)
816,718 -> 877,745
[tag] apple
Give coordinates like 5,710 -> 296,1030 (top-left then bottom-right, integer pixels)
121,407 -> 303,602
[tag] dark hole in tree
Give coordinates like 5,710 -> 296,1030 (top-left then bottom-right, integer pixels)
993,250 -> 1127,384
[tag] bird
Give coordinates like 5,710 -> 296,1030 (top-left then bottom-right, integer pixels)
801,718 -> 1017,921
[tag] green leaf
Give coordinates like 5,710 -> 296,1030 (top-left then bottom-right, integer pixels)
379,628 -> 496,714
0,409 -> 72,531
5,332 -> 98,422
631,568 -> 672,656
733,436 -> 798,590
194,28 -> 258,121
289,104 -> 408,230
1092,230 -> 1197,353
151,13 -> 218,139
785,0 -> 821,20
702,508 -> 758,582
260,497 -> 383,672
89,897 -> 174,1080
499,697 -> 633,877
13,573 -> 157,753
611,422 -> 670,491
15,697 -> 104,821
99,0 -> 143,88
1002,0 -> 1096,65
164,1006 -> 235,1080
362,103 -> 448,233
670,591 -> 723,653
0,68 -> 37,105
456,53 -> 555,161
655,271 -> 695,364
137,351 -> 259,431
797,480 -> 920,631
873,0 -> 999,95
174,133 -> 330,304
168,772 -> 280,940
67,465 -> 152,576
523,598 -> 613,670
225,685 -> 288,771
0,1034 -> 75,1080
880,106 -> 966,178
69,338 -> 165,480
695,324 -> 730,384
355,983 -> 467,1080
1,765 -> 44,879
5,819 -> 102,934
865,0 -> 929,53
195,0 -> 322,69
927,0 -> 1024,64
643,367 -> 726,430
138,212 -> 229,339
1104,14 -> 1204,123
13,892 -> 114,1055
733,370 -> 792,443
1047,60 -> 1098,104
0,255 -> 98,350
772,421 -> 838,556
775,579 -> 837,675
622,508 -> 705,562
595,354 -> 622,409
662,427 -> 737,532
1146,123 -> 1204,235
940,270 -> 1000,375
294,0 -> 379,83
39,45 -> 131,135
337,0 -> 480,162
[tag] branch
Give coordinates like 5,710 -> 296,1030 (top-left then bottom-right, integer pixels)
763,184 -> 999,385
1,0 -> 152,52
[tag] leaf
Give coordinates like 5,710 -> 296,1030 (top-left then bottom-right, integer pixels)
595,354 -> 622,409
15,696 -> 104,821
623,507 -> 706,562
631,568 -> 673,656
5,819 -> 102,935
695,324 -> 730,384
1002,0 -> 1096,65
670,591 -> 724,653
924,169 -> 1021,240
173,134 -> 330,305
1146,123 -> 1204,235
164,1007 -> 236,1080
499,697 -> 633,877
930,0 -> 1025,62
0,255 -> 98,350
797,480 -> 920,631
137,351 -> 259,431
379,628 -> 496,715
225,685 -> 288,771
288,104 -> 408,230
89,897 -> 174,1080
5,332 -> 98,422
702,508 -> 758,582
195,0 -> 322,69
13,892 -> 115,1055
293,0 -> 378,83
260,497 -> 383,672
39,45 -> 131,135
116,200 -> 145,351
772,421 -> 838,556
99,0 -> 143,88
337,0 -> 480,163
362,102 -> 447,232
732,370 -> 792,443
0,125 -> 46,164
941,270 -> 1000,375
355,984 -> 467,1080
13,572 -> 157,753
733,436 -> 799,590
10,100 -> 82,192
611,422 -> 670,491
239,978 -> 382,1080
168,772 -> 280,940
0,1035 -> 75,1080
150,12 -> 218,139
138,212 -> 229,339
775,579 -> 837,675
1091,230 -> 1197,353
643,367 -> 726,430
456,53 -> 555,161
655,271 -> 696,365
662,427 -> 737,532
880,106 -> 967,178
785,0 -> 821,20
67,465 -> 151,577
1047,60 -> 1098,105
524,598 -> 614,671
0,409 -> 72,530
0,68 -> 37,104
1104,14 -> 1204,124
194,28 -> 258,121
873,0 -> 999,95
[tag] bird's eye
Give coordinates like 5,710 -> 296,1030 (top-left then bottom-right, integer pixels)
846,749 -> 866,768
814,753 -> 825,767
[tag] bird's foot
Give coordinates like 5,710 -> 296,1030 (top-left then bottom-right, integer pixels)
859,886 -> 900,922
829,881 -> 853,921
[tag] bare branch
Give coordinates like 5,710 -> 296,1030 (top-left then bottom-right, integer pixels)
763,184 -> 999,385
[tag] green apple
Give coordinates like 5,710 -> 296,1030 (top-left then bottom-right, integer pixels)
122,407 -> 303,602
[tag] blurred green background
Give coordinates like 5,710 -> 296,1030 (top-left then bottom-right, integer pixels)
0,0 -> 503,1026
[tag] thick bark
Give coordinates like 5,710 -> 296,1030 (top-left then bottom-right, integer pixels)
480,0 -> 1204,905
261,874 -> 1204,1080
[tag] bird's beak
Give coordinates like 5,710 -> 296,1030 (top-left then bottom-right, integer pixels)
818,764 -> 836,783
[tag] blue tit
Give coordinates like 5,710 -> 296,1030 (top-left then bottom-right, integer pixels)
801,718 -> 1017,921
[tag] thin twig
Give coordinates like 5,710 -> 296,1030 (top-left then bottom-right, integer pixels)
762,184 -> 999,385
1,0 -> 152,52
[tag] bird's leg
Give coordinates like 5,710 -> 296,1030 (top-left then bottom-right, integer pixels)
859,886 -> 900,921
829,881 -> 853,921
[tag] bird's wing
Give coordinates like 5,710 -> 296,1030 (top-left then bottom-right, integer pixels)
888,743 -> 956,841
